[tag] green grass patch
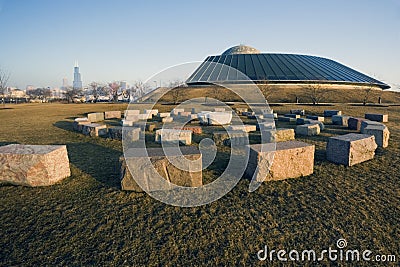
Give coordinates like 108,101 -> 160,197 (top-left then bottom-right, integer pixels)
0,103 -> 399,266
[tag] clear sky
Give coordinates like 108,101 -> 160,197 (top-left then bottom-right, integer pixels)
0,0 -> 399,90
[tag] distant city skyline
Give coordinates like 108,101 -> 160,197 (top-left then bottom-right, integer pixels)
0,0 -> 399,90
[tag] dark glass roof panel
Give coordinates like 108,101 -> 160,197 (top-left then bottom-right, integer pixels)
186,53 -> 389,89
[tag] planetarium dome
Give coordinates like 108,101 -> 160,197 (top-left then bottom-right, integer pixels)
186,45 -> 390,89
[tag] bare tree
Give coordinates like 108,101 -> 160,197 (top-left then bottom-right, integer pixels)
259,82 -> 274,101
89,82 -> 107,102
304,83 -> 330,105
168,80 -> 185,104
170,88 -> 181,104
0,68 -> 10,108
27,88 -> 52,102
132,81 -> 151,102
108,82 -> 121,102
360,85 -> 379,106
64,87 -> 82,103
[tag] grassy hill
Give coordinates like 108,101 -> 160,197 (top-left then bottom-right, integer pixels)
159,85 -> 400,104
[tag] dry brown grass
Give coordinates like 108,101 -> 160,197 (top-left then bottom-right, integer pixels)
0,102 -> 399,266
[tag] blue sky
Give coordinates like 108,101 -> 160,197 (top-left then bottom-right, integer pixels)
0,0 -> 399,89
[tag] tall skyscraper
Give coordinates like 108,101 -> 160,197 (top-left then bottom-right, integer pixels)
73,61 -> 83,89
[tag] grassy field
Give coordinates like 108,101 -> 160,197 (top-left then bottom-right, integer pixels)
0,102 -> 399,266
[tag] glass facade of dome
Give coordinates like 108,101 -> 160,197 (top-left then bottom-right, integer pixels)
186,46 -> 389,89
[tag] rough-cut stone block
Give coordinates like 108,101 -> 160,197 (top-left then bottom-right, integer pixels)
361,125 -> 390,148
73,118 -> 90,132
262,113 -> 278,119
245,141 -> 315,182
290,109 -> 305,116
154,113 -> 171,122
120,146 -> 202,192
82,123 -> 108,137
104,111 -> 121,119
257,122 -> 275,131
242,111 -> 255,116
155,129 -> 192,145
162,117 -> 174,123
296,118 -> 308,125
298,119 -> 325,131
262,128 -> 295,142
235,107 -> 248,114
133,122 -> 156,132
108,127 -> 123,140
108,126 -> 140,141
324,110 -> 342,117
278,116 -> 297,124
124,110 -> 140,119
284,114 -> 300,119
178,111 -> 192,117
228,125 -> 257,132
296,124 -> 320,136
187,114 -> 198,120
360,120 -> 386,132
0,144 -> 70,186
256,115 -> 264,121
206,112 -> 232,125
87,112 -> 104,122
121,120 -> 136,127
326,133 -> 377,166
261,109 -> 274,114
123,114 -> 139,122
365,113 -> 388,122
174,126 -> 202,134
197,111 -> 211,124
213,131 -> 248,146
144,109 -> 158,117
348,117 -> 367,131
213,107 -> 225,112
309,120 -> 325,131
332,115 -> 350,126
137,113 -> 151,120
306,115 -> 324,122
157,112 -> 170,118
170,108 -> 185,116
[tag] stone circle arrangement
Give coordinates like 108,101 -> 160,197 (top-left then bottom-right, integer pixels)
0,106 -> 390,191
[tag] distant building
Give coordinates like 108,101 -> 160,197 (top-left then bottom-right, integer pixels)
51,87 -> 64,98
61,77 -> 69,90
120,81 -> 128,91
73,61 -> 83,89
10,89 -> 26,98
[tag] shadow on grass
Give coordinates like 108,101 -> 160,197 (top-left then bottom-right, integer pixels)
0,141 -> 19,146
66,142 -> 122,188
54,120 -> 75,133
350,103 -> 389,107
323,125 -> 354,136
315,148 -> 327,162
